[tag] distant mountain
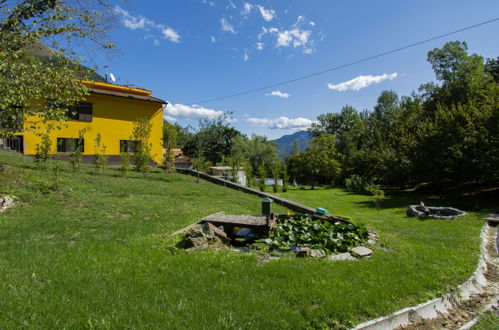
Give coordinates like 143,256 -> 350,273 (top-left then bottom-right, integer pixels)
271,130 -> 311,159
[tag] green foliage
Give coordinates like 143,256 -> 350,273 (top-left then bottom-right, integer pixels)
271,162 -> 280,193
34,132 -> 52,168
120,151 -> 131,177
182,113 -> 240,165
132,118 -> 153,176
258,166 -> 266,192
94,133 -> 108,175
345,175 -> 370,194
281,165 -> 289,193
68,129 -> 86,173
266,214 -> 368,253
295,41 -> 499,189
162,121 -> 177,172
0,0 -> 114,136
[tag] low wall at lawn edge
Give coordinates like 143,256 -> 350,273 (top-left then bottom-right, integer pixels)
176,168 -> 351,225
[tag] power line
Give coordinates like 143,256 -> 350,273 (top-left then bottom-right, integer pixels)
188,17 -> 499,105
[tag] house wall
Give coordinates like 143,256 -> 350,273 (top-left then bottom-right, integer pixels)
19,93 -> 164,164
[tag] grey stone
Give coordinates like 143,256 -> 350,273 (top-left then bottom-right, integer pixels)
1,196 -> 13,208
296,248 -> 326,258
309,249 -> 326,258
407,204 -> 466,219
351,246 -> 373,257
328,252 -> 356,261
296,248 -> 311,258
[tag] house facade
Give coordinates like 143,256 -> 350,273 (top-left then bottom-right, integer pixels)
7,80 -> 166,164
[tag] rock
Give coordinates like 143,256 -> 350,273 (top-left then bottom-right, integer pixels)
328,252 -> 356,261
351,246 -> 373,257
296,248 -> 326,258
179,235 -> 208,249
296,248 -> 311,257
202,222 -> 230,243
1,196 -> 13,208
309,249 -> 326,258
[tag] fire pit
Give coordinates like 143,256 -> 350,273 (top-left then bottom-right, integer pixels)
407,202 -> 466,219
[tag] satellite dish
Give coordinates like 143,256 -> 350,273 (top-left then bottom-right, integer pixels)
109,73 -> 116,82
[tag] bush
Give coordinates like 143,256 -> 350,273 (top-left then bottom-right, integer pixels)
344,174 -> 369,194
120,151 -> 130,177
34,133 -> 52,168
94,133 -> 108,175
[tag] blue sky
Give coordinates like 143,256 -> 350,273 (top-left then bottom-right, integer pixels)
84,0 -> 499,139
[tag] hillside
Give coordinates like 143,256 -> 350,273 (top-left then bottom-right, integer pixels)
271,130 -> 311,158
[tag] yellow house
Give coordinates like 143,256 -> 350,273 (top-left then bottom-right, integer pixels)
12,80 -> 166,164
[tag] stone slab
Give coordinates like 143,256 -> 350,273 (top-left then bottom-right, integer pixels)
351,246 -> 373,257
328,252 -> 356,261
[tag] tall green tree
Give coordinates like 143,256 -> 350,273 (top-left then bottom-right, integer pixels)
0,0 -> 115,136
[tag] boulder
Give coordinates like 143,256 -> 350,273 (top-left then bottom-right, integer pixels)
296,248 -> 311,258
328,252 -> 356,261
296,248 -> 326,258
0,196 -> 13,208
351,246 -> 373,257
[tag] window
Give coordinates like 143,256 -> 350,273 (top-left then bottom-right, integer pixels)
57,138 -> 84,153
67,103 -> 92,122
120,140 -> 139,153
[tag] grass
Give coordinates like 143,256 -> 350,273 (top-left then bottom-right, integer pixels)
472,310 -> 499,329
0,151 -> 490,329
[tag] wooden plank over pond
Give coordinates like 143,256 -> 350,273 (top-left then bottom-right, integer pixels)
201,211 -> 273,228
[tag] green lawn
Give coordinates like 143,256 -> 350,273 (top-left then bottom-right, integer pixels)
0,151 -> 488,329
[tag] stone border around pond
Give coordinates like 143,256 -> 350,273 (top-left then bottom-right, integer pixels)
351,224 -> 495,330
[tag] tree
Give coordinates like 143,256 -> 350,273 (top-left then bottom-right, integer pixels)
162,121 -> 178,172
0,0 -> 115,136
182,113 -> 239,165
246,134 -> 279,174
304,134 -> 341,188
132,118 -> 153,175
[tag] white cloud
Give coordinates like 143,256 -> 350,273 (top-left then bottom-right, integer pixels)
220,17 -> 236,34
256,42 -> 264,50
243,53 -> 249,61
328,73 -> 398,91
265,90 -> 290,98
114,6 -> 180,44
246,116 -> 313,130
243,2 -> 253,15
165,103 -> 225,120
309,21 -> 316,26
257,5 -> 275,21
202,0 -> 216,7
276,28 -> 311,48
210,35 -> 216,43
161,27 -> 180,43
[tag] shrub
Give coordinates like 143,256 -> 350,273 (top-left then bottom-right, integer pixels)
69,129 -> 86,173
258,166 -> 266,192
132,118 -> 153,176
94,133 -> 108,175
34,133 -> 52,168
120,151 -> 130,177
344,174 -> 369,194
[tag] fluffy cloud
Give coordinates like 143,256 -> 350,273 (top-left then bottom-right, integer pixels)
210,35 -> 216,43
114,6 -> 180,44
256,42 -> 264,50
161,27 -> 180,43
243,53 -> 250,61
328,73 -> 398,91
220,17 -> 236,34
257,5 -> 275,21
257,16 -> 315,53
265,90 -> 290,98
242,2 -> 253,15
246,116 -> 313,130
165,103 -> 225,121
